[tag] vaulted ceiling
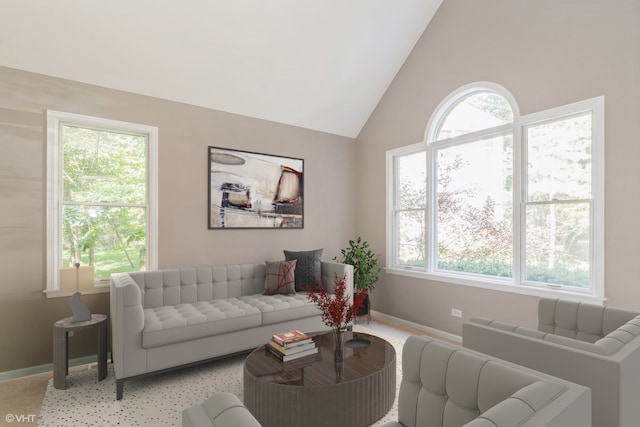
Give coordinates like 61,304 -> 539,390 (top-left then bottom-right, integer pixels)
0,1 -> 442,138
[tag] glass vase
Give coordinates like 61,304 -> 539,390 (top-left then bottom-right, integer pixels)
333,327 -> 345,382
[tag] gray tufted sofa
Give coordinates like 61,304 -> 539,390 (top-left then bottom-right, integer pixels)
382,335 -> 591,427
110,261 -> 352,400
463,298 -> 640,427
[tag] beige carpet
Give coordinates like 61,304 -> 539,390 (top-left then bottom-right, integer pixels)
0,372 -> 49,427
37,325 -> 405,426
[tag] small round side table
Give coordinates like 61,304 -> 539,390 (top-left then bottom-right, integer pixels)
53,313 -> 108,390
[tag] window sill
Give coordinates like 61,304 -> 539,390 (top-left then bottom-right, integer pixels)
44,283 -> 110,299
385,267 -> 606,305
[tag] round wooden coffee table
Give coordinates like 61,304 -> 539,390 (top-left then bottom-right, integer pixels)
243,331 -> 396,427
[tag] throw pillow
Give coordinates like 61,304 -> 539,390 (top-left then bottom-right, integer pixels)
284,248 -> 323,291
264,260 -> 297,295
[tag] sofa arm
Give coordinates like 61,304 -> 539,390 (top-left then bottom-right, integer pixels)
396,335 -> 590,427
463,318 -> 618,367
468,316 -> 632,356
468,317 -> 547,340
110,272 -> 147,379
463,318 -> 622,427
321,261 -> 354,296
183,392 -> 261,427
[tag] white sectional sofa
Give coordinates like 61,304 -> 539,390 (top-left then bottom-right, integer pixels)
110,261 -> 353,400
463,298 -> 640,427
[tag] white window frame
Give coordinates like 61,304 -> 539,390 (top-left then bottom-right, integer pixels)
386,141 -> 427,268
386,85 -> 605,303
45,111 -> 158,297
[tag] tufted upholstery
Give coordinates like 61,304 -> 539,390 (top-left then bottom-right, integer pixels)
463,298 -> 640,427
538,298 -> 638,343
141,293 -> 321,348
238,293 -> 319,325
183,392 -> 261,427
142,299 -> 262,348
130,264 -> 266,309
111,261 -> 354,400
383,336 -> 590,427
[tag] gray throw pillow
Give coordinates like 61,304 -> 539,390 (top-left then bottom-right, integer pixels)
284,248 -> 323,291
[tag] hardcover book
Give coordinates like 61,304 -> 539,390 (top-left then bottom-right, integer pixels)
272,330 -> 312,347
266,344 -> 318,362
268,339 -> 316,355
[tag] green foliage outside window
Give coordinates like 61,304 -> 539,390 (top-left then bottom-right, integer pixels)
62,125 -> 147,281
395,91 -> 593,289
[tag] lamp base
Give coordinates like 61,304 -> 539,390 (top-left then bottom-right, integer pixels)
70,292 -> 91,323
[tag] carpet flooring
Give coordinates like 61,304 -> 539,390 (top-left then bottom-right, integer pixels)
38,325 -> 405,426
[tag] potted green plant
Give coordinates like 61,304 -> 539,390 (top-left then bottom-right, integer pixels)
335,237 -> 381,318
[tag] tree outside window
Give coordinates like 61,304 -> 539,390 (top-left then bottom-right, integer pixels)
387,85 -> 603,297
62,126 -> 147,280
47,111 -> 157,293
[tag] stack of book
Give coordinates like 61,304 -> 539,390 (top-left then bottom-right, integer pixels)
267,330 -> 318,362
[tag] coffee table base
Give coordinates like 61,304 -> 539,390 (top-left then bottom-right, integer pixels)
244,351 -> 396,427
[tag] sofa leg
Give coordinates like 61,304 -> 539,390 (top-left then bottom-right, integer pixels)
116,379 -> 124,400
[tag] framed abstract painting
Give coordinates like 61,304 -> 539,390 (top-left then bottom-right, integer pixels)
208,146 -> 304,229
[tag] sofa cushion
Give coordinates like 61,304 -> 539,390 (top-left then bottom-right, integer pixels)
142,299 -> 261,348
240,293 -> 319,325
284,248 -> 323,291
264,260 -> 297,295
130,264 -> 267,309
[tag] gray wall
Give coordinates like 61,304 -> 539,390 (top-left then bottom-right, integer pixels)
357,0 -> 640,333
3,0 -> 640,374
0,66 -> 356,373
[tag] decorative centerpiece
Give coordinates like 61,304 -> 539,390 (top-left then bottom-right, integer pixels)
304,274 -> 367,369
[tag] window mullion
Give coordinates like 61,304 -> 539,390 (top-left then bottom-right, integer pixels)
524,198 -> 592,206
426,142 -> 435,272
63,201 -> 147,209
430,124 -> 513,150
513,122 -> 524,287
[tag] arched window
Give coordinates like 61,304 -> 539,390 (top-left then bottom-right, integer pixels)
387,83 -> 604,300
428,85 -> 516,279
431,89 -> 514,140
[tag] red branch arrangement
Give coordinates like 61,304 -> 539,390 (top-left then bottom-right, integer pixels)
303,274 -> 367,331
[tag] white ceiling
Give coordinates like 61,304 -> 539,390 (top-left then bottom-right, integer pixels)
0,1 -> 442,138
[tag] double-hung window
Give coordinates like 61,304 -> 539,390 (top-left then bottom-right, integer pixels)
387,83 -> 604,300
46,111 -> 158,295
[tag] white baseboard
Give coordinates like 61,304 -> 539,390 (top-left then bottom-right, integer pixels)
0,353 -> 110,382
371,310 -> 462,344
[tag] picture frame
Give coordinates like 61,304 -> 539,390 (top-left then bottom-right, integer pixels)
208,146 -> 304,229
